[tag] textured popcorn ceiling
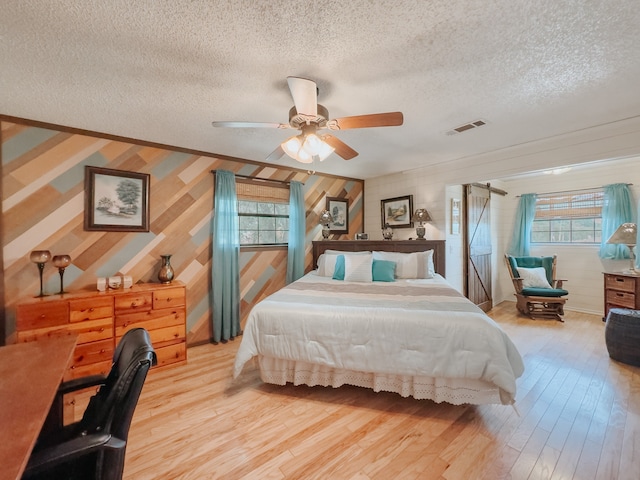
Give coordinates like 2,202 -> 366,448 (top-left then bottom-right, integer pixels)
2,1 -> 640,179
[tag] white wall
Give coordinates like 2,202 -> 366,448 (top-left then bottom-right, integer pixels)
364,154 -> 639,315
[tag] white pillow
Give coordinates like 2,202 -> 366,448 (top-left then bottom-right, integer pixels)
516,267 -> 552,289
318,250 -> 372,276
344,254 -> 373,282
317,254 -> 339,277
372,250 -> 434,279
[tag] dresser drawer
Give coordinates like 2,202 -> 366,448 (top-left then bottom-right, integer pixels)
65,359 -> 112,381
155,342 -> 187,368
153,287 -> 186,309
606,290 -> 636,309
70,338 -> 114,368
16,302 -> 69,330
114,292 -> 153,313
605,275 -> 637,293
115,308 -> 185,334
70,296 -> 113,322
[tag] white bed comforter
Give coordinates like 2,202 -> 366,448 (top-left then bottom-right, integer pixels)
233,272 -> 524,404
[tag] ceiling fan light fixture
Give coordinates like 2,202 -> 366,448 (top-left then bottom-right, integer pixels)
282,135 -> 303,157
295,147 -> 314,164
301,133 -> 323,156
317,141 -> 335,161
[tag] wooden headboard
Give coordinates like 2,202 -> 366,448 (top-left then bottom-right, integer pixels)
312,240 -> 446,277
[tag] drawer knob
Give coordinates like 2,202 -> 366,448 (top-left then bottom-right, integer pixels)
89,308 -> 94,312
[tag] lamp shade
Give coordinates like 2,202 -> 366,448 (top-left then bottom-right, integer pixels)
606,223 -> 637,245
411,208 -> 432,224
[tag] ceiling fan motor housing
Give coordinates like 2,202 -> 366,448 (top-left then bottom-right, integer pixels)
288,104 -> 329,129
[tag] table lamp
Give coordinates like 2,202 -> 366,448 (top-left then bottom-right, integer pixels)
319,210 -> 333,239
606,222 -> 637,273
411,208 -> 432,240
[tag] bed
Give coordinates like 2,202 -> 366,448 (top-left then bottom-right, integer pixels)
233,240 -> 524,405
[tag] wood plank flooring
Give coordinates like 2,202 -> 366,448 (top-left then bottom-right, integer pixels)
123,303 -> 640,479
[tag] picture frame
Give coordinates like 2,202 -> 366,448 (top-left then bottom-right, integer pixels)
84,166 -> 150,232
451,198 -> 461,235
381,195 -> 414,228
326,197 -> 349,233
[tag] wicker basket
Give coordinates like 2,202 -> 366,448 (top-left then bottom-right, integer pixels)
605,308 -> 640,367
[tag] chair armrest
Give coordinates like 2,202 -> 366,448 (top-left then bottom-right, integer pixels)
553,279 -> 567,289
23,433 -> 125,478
58,374 -> 107,395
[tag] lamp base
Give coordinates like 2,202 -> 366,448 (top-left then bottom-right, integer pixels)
415,226 -> 426,239
322,226 -> 330,239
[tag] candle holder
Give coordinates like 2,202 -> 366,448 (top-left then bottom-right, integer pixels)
52,254 -> 72,294
30,250 -> 51,297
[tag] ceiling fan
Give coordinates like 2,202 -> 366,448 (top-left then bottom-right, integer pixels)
212,76 -> 403,164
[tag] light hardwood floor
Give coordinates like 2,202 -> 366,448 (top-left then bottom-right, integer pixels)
123,303 -> 640,479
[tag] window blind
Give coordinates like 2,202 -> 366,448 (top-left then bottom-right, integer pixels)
535,188 -> 603,220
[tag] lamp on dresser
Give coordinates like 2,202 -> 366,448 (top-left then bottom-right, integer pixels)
319,210 -> 333,239
411,208 -> 432,240
606,222 -> 637,273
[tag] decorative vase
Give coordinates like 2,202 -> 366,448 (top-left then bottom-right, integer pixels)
158,254 -> 174,284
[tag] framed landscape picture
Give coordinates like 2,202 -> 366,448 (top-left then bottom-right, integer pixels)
326,197 -> 349,233
84,166 -> 150,232
381,195 -> 414,228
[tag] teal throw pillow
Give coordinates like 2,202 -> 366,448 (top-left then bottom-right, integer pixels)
372,259 -> 396,282
332,255 -> 345,280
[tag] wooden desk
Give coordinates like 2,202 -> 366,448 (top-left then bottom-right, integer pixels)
0,335 -> 77,480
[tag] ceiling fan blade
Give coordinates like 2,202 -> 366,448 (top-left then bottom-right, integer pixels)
328,112 -> 404,130
212,121 -> 289,129
287,77 -> 317,117
323,135 -> 358,160
265,145 -> 285,162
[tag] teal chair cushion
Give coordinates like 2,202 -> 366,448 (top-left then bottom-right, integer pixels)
521,287 -> 568,297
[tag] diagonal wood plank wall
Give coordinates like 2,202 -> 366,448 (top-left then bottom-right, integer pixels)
0,118 -> 364,345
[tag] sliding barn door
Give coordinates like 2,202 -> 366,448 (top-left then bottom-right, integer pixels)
464,184 -> 492,312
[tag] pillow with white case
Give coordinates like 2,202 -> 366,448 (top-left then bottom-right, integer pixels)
344,253 -> 373,282
516,266 -> 552,289
372,250 -> 434,279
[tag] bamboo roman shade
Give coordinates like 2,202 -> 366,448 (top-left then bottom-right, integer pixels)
535,188 -> 603,220
236,180 -> 289,203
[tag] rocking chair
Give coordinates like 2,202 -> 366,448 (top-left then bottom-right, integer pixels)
505,254 -> 569,321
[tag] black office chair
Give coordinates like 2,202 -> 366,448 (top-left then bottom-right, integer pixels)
22,328 -> 157,480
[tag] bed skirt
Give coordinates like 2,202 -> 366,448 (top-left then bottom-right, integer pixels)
257,356 -> 503,405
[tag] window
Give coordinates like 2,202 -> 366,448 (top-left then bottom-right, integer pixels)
238,200 -> 289,245
531,188 -> 603,244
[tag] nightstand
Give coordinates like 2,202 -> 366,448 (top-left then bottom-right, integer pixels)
603,272 -> 640,319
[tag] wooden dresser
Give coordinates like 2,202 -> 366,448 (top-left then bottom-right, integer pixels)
603,272 -> 640,318
15,282 -> 187,380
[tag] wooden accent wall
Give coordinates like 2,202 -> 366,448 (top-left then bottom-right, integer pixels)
0,118 -> 364,345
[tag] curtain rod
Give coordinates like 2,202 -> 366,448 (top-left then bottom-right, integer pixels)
210,170 -> 303,186
516,183 -> 633,198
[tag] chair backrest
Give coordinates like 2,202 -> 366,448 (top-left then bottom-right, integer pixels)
80,328 -> 157,442
505,254 -> 557,286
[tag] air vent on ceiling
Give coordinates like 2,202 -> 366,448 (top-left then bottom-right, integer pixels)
445,119 -> 488,136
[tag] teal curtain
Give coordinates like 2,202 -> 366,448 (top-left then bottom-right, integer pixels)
508,193 -> 537,256
286,181 -> 305,284
212,170 -> 240,343
599,183 -> 635,259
